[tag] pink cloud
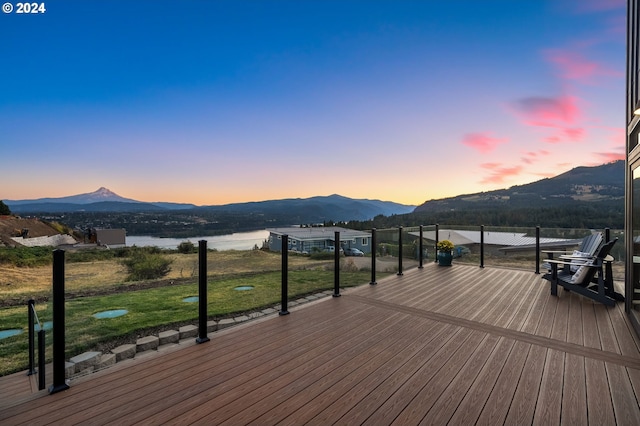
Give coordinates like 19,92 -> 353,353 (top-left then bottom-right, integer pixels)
479,163 -> 524,184
521,150 -> 551,165
514,95 -> 580,127
576,0 -> 625,12
512,95 -> 587,143
595,151 -> 625,162
544,49 -> 623,84
461,132 -> 509,154
564,127 -> 586,141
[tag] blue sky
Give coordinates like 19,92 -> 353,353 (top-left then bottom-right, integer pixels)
0,0 -> 627,205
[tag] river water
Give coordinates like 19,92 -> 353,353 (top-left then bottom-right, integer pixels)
126,229 -> 270,251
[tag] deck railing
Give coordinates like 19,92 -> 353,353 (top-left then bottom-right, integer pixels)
7,224 -> 624,392
27,299 -> 46,390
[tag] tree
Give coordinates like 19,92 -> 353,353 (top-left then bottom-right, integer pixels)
0,200 -> 10,215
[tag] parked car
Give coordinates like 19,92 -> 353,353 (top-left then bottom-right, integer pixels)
344,247 -> 364,257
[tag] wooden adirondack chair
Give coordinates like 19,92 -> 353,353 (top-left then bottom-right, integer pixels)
547,238 -> 618,306
542,232 -> 603,278
543,232 -> 603,261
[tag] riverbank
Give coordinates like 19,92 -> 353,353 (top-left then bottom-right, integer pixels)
126,229 -> 270,250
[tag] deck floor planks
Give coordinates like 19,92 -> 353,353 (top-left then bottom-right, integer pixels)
1,263 -> 640,425
533,348 -> 565,425
582,302 -> 602,350
418,336 -> 514,425
605,362 -> 640,425
99,302 -> 386,425
551,288 -> 570,342
566,292 -> 585,346
360,330 -> 488,425
561,353 -> 588,424
404,334 -> 501,425
196,311 -> 411,424
584,358 -> 616,425
220,312 -> 433,425
504,272 -> 544,331
289,324 -> 463,426
535,283 -> 561,339
251,315 -> 446,426
504,344 -> 548,424
343,327 -> 477,425
2,300 -> 374,424
474,340 -> 532,425
520,276 -> 552,335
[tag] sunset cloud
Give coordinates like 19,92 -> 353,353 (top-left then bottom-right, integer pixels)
461,132 -> 509,154
575,0 -> 625,12
521,150 -> 551,165
594,151 -> 625,162
544,49 -> 622,84
479,163 -> 524,184
512,95 -> 586,143
514,95 -> 580,127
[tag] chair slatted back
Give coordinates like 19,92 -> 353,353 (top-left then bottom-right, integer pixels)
573,238 -> 617,285
578,232 -> 603,256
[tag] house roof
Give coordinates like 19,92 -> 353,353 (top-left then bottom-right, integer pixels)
268,226 -> 370,241
413,229 -> 572,247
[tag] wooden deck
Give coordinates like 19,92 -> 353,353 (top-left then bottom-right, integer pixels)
1,263 -> 640,425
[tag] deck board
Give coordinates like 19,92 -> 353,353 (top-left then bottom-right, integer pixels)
1,263 -> 639,425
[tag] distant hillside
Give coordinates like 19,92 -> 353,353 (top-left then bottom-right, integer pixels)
201,194 -> 415,222
0,216 -> 73,247
414,161 -> 624,213
343,161 -> 624,230
4,189 -> 414,224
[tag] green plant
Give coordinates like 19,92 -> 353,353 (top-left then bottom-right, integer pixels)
177,241 -> 196,254
0,246 -> 53,267
437,240 -> 455,252
0,200 -> 11,215
121,252 -> 173,281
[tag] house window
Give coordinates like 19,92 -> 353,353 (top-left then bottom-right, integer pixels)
362,238 -> 368,246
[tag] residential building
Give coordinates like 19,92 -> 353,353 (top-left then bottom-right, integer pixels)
626,0 -> 640,334
267,226 -> 371,254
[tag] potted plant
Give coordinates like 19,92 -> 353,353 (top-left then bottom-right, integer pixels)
436,240 -> 455,266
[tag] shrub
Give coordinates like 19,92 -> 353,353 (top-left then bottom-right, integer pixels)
177,241 -> 196,254
0,200 -> 10,215
121,252 -> 172,281
309,248 -> 334,260
0,246 -> 53,267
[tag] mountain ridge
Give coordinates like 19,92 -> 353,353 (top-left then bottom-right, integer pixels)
4,190 -> 414,222
413,160 -> 623,213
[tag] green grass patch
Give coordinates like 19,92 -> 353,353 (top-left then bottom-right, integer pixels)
0,269 -> 377,376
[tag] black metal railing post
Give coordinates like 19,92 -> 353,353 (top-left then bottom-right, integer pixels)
333,231 -> 341,297
196,240 -> 209,344
535,226 -> 540,274
397,226 -> 403,276
27,299 -> 36,376
435,224 -> 439,262
370,228 -> 377,285
605,228 -> 611,242
480,225 -> 485,268
50,249 -> 69,394
280,235 -> 289,315
419,225 -> 424,269
38,330 -> 45,390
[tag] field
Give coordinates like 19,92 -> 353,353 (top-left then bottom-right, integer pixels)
0,249 -> 389,376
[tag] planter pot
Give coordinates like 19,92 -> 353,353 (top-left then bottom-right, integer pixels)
437,250 -> 453,266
